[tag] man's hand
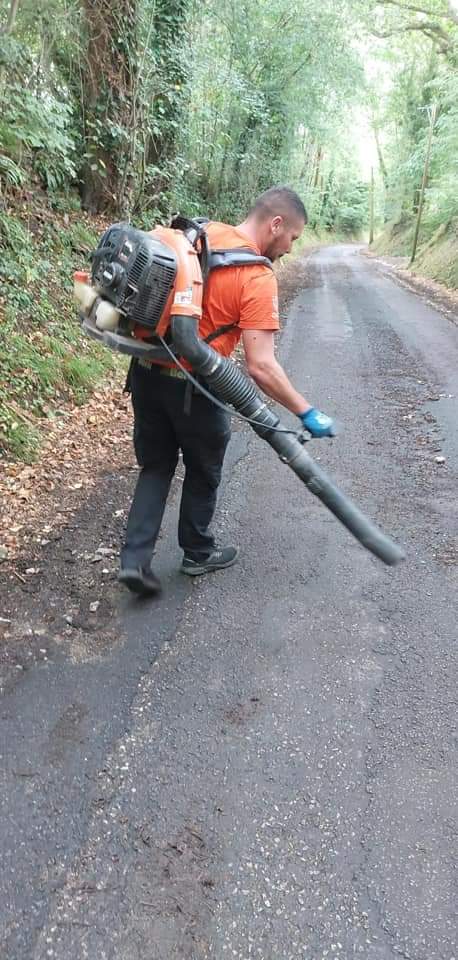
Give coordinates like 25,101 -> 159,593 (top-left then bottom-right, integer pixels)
299,407 -> 335,438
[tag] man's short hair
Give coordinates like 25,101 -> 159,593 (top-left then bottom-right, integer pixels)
249,186 -> 307,225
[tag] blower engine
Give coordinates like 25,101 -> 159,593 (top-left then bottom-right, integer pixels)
76,218 -> 405,567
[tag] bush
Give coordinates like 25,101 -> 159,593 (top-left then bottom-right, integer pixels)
0,65 -> 76,194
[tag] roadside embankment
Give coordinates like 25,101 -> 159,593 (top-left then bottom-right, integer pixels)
369,217 -> 458,291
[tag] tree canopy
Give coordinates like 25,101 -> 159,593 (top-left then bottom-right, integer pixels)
0,0 -> 456,233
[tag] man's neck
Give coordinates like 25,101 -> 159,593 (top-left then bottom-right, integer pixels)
235,219 -> 260,246
235,220 -> 258,244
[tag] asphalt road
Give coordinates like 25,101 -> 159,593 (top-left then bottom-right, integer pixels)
1,246 -> 457,960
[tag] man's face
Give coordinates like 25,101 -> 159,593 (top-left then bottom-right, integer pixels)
264,215 -> 305,261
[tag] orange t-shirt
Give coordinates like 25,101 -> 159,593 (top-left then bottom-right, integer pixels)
199,222 -> 280,357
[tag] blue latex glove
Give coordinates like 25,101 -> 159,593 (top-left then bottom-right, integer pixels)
299,407 -> 336,438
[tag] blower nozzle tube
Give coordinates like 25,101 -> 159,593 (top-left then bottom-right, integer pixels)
171,316 -> 405,567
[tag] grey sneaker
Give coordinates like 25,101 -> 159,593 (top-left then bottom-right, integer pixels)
181,546 -> 239,576
118,566 -> 161,596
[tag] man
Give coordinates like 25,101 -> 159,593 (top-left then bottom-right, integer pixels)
119,186 -> 334,596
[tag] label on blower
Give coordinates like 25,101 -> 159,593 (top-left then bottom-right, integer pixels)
173,287 -> 193,306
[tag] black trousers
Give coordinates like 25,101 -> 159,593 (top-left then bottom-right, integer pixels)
121,362 -> 231,569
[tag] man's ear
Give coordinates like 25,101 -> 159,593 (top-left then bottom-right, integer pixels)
271,215 -> 283,234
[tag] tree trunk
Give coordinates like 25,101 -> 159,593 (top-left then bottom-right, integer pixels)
313,146 -> 322,189
318,169 -> 334,226
369,167 -> 375,244
410,103 -> 437,265
79,0 -> 137,214
146,0 -> 189,169
3,0 -> 20,35
373,126 -> 388,191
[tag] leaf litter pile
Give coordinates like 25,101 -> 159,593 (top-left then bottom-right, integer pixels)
0,378 -> 133,568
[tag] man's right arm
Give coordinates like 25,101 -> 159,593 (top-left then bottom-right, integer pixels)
241,329 -> 311,415
241,328 -> 335,438
238,273 -> 335,437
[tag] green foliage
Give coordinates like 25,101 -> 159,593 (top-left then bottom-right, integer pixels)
165,0 -> 365,224
361,0 -> 458,287
61,353 -> 108,399
0,31 -> 76,192
0,154 -> 24,191
424,71 -> 458,228
0,87 -> 72,160
336,184 -> 369,236
0,212 -> 29,252
0,405 -> 41,463
0,0 -> 371,227
0,214 -> 38,314
0,207 -> 120,461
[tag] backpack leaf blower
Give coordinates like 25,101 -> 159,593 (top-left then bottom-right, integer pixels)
75,218 -> 405,567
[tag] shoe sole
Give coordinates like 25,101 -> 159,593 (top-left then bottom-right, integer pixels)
180,552 -> 239,577
118,569 -> 161,596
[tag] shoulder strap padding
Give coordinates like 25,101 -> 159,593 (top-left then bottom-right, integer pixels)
169,216 -> 273,273
208,247 -> 273,272
203,245 -> 274,345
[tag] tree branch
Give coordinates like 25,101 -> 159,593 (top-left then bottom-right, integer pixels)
372,20 -> 452,46
377,0 -> 458,23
